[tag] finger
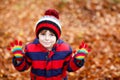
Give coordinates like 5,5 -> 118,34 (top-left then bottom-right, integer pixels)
73,50 -> 76,53
7,47 -> 11,51
87,48 -> 91,52
15,39 -> 18,45
19,41 -> 22,46
82,41 -> 86,48
84,44 -> 88,48
79,41 -> 85,48
79,42 -> 83,48
10,42 -> 14,47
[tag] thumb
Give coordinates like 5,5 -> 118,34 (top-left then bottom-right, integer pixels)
7,47 -> 11,51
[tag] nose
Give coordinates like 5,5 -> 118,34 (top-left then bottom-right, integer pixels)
45,35 -> 50,40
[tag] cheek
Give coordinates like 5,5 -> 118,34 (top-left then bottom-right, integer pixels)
38,36 -> 44,42
39,35 -> 44,39
51,37 -> 57,42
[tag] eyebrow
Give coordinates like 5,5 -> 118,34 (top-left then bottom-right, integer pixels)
40,30 -> 47,34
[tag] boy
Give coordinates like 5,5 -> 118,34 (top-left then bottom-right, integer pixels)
8,9 -> 90,80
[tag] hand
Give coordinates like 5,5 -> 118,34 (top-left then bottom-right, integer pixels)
8,40 -> 24,61
75,41 -> 91,60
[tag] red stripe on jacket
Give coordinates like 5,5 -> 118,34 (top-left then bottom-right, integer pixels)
26,43 -> 47,52
32,60 -> 64,70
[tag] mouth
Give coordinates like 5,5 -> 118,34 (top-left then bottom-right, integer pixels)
43,42 -> 51,44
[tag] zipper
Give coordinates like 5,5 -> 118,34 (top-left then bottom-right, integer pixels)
46,52 -> 50,62
46,55 -> 48,63
46,52 -> 50,78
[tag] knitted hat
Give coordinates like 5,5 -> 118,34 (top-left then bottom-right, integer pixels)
35,9 -> 61,40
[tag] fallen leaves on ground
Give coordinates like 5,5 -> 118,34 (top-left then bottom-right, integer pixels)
0,0 -> 120,80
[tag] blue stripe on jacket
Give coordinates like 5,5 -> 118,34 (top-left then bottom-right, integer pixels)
31,68 -> 63,77
26,51 -> 71,60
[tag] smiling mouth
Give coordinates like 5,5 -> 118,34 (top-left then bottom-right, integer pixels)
44,42 -> 51,44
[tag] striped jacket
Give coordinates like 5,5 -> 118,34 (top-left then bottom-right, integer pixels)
12,38 -> 84,80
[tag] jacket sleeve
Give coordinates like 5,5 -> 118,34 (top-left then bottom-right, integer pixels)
66,47 -> 85,72
12,45 -> 32,72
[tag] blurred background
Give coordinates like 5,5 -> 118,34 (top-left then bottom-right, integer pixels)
0,0 -> 120,80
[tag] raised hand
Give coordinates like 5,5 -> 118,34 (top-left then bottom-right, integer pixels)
75,41 -> 91,60
8,40 -> 24,61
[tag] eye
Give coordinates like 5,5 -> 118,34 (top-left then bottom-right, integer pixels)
50,33 -> 55,36
40,33 -> 45,35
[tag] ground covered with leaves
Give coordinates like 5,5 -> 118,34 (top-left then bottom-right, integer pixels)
0,0 -> 120,80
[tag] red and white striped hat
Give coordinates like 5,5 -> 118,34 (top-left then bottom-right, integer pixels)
35,9 -> 61,40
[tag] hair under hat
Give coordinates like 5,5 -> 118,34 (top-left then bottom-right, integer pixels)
35,9 -> 61,40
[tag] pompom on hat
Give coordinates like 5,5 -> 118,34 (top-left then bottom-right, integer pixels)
35,9 -> 61,40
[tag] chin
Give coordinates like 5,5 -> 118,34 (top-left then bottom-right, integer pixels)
44,45 -> 51,48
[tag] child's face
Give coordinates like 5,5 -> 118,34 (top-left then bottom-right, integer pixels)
38,30 -> 57,50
